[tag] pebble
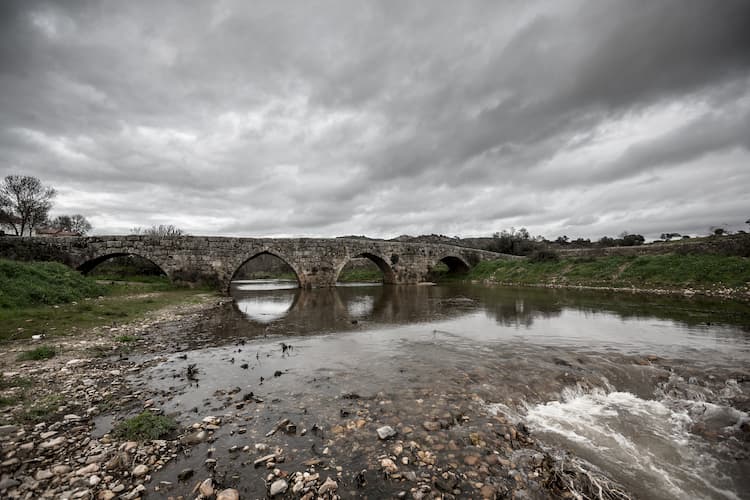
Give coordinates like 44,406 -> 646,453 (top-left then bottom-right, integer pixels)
377,425 -> 397,440
380,458 -> 399,474
270,479 -> 288,496
318,477 -> 338,494
217,489 -> 240,500
132,464 -> 149,477
199,477 -> 214,496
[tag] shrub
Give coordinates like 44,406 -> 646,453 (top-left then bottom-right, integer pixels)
529,249 -> 560,262
113,411 -> 178,441
17,345 -> 56,361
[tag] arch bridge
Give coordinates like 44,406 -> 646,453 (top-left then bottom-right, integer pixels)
0,236 -> 516,290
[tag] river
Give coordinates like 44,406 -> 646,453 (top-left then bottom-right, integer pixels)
138,281 -> 749,499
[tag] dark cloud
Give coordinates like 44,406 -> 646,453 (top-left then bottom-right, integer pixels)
1,0 -> 749,240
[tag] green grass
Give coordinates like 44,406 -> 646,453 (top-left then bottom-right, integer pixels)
0,259 -> 215,342
463,254 -> 750,290
16,345 -> 56,361
337,268 -> 384,282
18,394 -> 64,423
115,334 -> 136,343
113,411 -> 178,441
0,288 -> 212,342
0,259 -> 108,309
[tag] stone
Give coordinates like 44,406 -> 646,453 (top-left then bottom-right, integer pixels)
132,464 -> 149,477
377,425 -> 397,440
464,455 -> 481,466
75,463 -> 99,475
199,478 -> 214,497
480,485 -> 497,498
35,469 -> 54,481
97,491 -> 116,500
89,475 -> 101,486
422,421 -> 441,432
182,430 -> 207,445
53,464 -> 72,475
217,489 -> 240,500
0,425 -> 19,435
380,458 -> 398,474
0,477 -> 20,490
318,477 -> 338,494
270,479 -> 288,496
40,436 -> 66,449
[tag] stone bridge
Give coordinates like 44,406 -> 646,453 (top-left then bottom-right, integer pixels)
0,236 -> 515,290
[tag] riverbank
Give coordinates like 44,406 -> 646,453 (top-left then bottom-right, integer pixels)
457,253 -> 750,300
0,259 -> 216,342
0,288 -> 644,499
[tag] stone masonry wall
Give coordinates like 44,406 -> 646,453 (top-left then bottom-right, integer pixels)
0,236 -> 513,291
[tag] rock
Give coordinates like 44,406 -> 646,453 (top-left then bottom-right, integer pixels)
480,485 -> 497,498
217,489 -> 240,500
178,468 -> 194,481
464,455 -> 480,466
122,441 -> 138,453
377,425 -> 397,440
89,475 -> 101,486
202,415 -> 221,425
40,436 -> 66,449
35,469 -> 54,481
404,471 -> 417,482
182,430 -> 207,445
97,491 -> 116,500
0,425 -> 19,436
199,478 -> 214,497
132,464 -> 149,477
318,477 -> 337,494
0,477 -> 20,490
380,458 -> 399,474
422,421 -> 441,432
270,479 -> 288,496
53,464 -> 72,475
76,463 -> 99,475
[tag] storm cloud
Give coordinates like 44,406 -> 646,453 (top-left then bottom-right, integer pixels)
1,0 -> 749,239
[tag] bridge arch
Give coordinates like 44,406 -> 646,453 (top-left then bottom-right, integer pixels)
229,249 -> 304,290
434,254 -> 471,274
335,252 -> 396,284
77,251 -> 170,279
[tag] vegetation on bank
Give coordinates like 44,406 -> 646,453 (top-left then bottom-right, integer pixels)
336,268 -> 383,282
113,411 -> 178,441
460,254 -> 750,291
0,259 -> 214,342
0,259 -> 108,309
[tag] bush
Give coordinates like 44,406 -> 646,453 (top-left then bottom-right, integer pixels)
529,249 -> 560,262
17,345 -> 56,361
113,411 -> 177,441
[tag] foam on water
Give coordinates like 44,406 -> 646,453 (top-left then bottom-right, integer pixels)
522,384 -> 747,499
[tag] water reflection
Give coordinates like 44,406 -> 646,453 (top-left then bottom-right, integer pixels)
229,281 -> 750,356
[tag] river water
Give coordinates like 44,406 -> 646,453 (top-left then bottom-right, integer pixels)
139,281 -> 750,499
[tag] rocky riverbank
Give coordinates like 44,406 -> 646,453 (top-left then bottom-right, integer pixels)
0,295 -> 638,499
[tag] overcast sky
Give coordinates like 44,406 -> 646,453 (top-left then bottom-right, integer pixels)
2,0 -> 749,240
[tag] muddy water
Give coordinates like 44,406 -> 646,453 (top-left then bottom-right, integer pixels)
138,282 -> 750,499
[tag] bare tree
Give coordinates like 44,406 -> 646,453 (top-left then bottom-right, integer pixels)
50,214 -> 93,235
0,175 -> 56,236
130,224 -> 186,237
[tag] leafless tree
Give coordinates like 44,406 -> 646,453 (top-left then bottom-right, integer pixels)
50,214 -> 93,235
130,224 -> 186,237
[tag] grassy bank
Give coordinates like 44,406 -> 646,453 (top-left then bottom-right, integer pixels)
460,254 -> 750,293
0,259 -> 214,342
